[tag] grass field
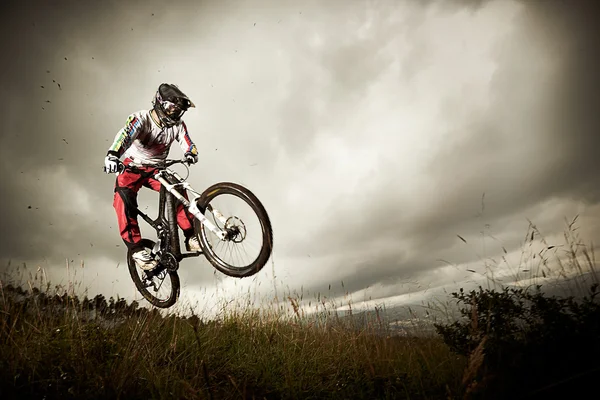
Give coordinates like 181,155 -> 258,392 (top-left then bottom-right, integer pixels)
1,217 -> 598,399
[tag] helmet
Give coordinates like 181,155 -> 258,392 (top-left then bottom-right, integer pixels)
152,83 -> 195,128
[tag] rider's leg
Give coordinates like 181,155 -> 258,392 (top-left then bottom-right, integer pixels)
114,161 -> 161,270
113,160 -> 154,252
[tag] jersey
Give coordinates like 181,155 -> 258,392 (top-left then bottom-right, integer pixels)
107,110 -> 198,164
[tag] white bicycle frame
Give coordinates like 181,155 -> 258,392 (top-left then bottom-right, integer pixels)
119,160 -> 229,245
153,168 -> 229,241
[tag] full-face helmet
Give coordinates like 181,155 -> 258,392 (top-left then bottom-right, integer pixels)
152,83 -> 195,128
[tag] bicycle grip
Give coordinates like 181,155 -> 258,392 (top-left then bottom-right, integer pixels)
102,163 -> 125,174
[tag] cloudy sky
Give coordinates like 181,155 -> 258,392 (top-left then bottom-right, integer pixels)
1,0 -> 599,316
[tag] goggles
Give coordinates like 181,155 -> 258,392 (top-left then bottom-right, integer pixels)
161,100 -> 185,118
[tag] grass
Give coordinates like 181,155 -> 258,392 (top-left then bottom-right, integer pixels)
0,215 -> 598,399
0,281 -> 465,399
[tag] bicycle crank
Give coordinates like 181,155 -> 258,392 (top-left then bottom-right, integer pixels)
160,252 -> 179,272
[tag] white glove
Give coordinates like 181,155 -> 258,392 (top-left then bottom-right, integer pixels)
104,154 -> 122,174
185,152 -> 198,165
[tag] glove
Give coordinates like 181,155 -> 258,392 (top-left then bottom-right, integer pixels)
104,153 -> 122,174
185,152 -> 198,165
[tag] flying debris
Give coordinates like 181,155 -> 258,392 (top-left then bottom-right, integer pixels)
62,138 -> 69,144
28,206 -> 32,209
57,82 -> 61,90
64,57 -> 67,60
45,100 -> 51,103
40,85 -> 44,88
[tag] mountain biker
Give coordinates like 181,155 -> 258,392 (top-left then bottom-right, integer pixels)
104,83 -> 200,271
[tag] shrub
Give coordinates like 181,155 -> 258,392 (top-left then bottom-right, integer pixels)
434,284 -> 600,398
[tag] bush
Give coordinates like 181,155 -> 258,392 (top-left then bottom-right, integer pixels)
434,284 -> 600,399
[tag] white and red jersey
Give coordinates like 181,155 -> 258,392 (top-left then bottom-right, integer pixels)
107,110 -> 198,164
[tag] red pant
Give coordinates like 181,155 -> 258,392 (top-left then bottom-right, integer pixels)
113,158 -> 194,249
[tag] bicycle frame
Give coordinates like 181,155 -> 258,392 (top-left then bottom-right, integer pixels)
130,163 -> 229,262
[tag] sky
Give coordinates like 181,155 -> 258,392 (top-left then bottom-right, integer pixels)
1,0 -> 599,318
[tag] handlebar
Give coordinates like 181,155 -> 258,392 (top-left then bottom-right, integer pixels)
124,159 -> 188,171
104,158 -> 190,174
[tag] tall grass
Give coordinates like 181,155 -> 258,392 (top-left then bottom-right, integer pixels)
1,216 -> 598,399
0,268 -> 465,399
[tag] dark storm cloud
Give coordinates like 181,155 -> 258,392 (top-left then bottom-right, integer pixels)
1,0 -> 599,309
282,0 -> 600,299
0,166 -> 115,262
525,0 -> 600,199
0,0 -> 220,271
273,1 -> 400,160
422,0 -> 600,223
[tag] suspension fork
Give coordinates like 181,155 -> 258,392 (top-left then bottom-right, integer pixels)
154,170 -> 228,241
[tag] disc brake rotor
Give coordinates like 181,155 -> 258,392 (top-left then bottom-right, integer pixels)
225,216 -> 246,243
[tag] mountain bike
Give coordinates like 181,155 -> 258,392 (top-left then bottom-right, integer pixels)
108,159 -> 273,308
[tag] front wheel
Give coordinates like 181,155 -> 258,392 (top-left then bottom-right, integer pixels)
127,239 -> 180,308
194,182 -> 273,278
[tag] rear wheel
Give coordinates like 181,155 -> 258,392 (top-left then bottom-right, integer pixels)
127,239 -> 180,308
194,182 -> 273,278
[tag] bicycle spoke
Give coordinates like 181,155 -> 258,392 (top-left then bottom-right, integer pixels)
137,267 -> 173,302
202,193 -> 264,270
128,239 -> 180,308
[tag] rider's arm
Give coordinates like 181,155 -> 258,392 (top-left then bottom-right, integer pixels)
176,121 -> 198,158
106,113 -> 143,158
